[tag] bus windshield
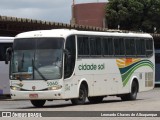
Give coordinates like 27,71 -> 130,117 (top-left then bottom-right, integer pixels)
10,38 -> 64,80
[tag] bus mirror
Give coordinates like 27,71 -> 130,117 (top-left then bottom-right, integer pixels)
5,47 -> 12,64
64,49 -> 71,58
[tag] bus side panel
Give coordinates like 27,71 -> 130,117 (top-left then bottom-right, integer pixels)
0,39 -> 13,95
0,62 -> 10,95
74,59 -> 125,97
63,75 -> 93,99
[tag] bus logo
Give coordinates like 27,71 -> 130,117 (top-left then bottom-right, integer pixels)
78,63 -> 105,71
32,86 -> 36,91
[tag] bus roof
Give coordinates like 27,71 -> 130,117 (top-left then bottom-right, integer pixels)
15,29 -> 153,39
0,36 -> 14,43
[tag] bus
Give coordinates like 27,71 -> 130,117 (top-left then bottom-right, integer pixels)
5,29 -> 154,107
0,37 -> 13,96
155,50 -> 160,84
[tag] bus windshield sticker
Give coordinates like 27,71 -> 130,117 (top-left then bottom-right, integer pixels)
28,67 -> 33,73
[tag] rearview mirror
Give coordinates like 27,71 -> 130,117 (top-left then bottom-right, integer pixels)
5,47 -> 12,64
63,49 -> 71,58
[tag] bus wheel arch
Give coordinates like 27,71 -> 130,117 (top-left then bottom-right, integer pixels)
80,81 -> 88,95
71,80 -> 88,105
121,78 -> 139,101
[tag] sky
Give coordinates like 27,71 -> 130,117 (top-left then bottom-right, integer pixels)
0,0 -> 107,24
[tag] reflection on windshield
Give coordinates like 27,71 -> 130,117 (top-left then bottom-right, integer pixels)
11,50 -> 33,80
10,38 -> 63,80
34,49 -> 62,80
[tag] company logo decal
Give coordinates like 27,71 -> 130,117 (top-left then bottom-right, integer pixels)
78,63 -> 105,71
116,58 -> 154,86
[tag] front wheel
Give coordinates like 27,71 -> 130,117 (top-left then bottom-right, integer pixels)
30,100 -> 46,107
71,84 -> 87,105
121,81 -> 138,101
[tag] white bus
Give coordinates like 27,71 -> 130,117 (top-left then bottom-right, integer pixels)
0,37 -> 13,96
155,50 -> 160,84
6,29 -> 154,107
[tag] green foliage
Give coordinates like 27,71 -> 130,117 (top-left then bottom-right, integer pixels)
106,0 -> 160,33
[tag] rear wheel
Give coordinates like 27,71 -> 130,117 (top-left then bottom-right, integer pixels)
71,84 -> 87,105
30,100 -> 46,107
88,96 -> 104,104
121,80 -> 138,101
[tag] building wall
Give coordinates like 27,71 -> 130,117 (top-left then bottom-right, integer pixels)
71,3 -> 107,28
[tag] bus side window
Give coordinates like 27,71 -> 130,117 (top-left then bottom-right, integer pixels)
114,38 -> 125,56
0,43 -> 12,61
77,36 -> 89,56
146,39 -> 153,57
90,37 -> 102,56
125,38 -> 136,56
136,39 -> 146,56
102,38 -> 114,56
64,35 -> 76,79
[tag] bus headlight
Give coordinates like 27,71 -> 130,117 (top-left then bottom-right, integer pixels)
48,85 -> 62,90
10,86 -> 21,91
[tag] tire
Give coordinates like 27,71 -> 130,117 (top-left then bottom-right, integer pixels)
121,80 -> 138,101
30,100 -> 46,107
71,84 -> 87,105
88,96 -> 104,104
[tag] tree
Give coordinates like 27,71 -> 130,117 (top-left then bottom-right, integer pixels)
106,0 -> 160,33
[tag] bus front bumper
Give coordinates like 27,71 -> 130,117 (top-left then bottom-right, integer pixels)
10,89 -> 64,100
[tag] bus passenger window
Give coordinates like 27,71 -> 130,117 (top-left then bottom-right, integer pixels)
77,36 -> 89,56
90,37 -> 101,56
125,39 -> 136,56
114,38 -> 125,56
102,38 -> 114,56
0,43 -> 12,61
136,39 -> 145,56
146,39 -> 153,57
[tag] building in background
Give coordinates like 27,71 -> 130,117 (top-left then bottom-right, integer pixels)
71,2 -> 107,28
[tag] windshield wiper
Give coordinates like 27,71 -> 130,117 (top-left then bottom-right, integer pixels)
21,53 -> 24,69
32,59 -> 47,81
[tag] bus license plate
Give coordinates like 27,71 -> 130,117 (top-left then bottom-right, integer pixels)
29,94 -> 38,99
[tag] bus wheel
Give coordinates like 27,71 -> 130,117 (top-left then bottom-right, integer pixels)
30,100 -> 46,107
88,96 -> 104,104
71,84 -> 87,105
121,80 -> 138,101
